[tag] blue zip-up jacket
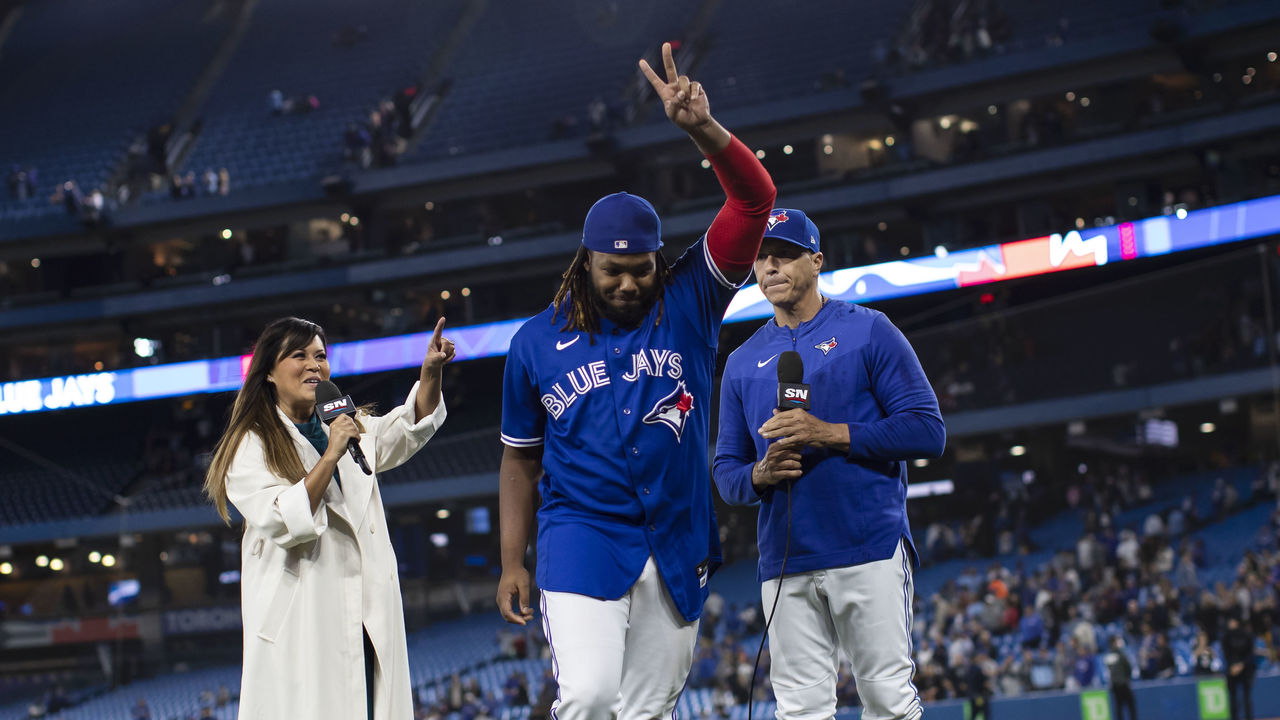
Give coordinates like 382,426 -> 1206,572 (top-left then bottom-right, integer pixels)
713,299 -> 945,581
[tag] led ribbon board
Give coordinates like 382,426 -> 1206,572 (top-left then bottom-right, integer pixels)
2,195 -> 1278,415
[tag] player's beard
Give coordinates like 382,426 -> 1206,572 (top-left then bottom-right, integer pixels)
591,282 -> 659,328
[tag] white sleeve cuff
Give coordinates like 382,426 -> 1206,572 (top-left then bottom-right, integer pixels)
275,480 -> 327,544
395,380 -> 447,437
501,433 -> 544,448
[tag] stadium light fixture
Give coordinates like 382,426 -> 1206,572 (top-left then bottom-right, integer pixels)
461,287 -> 471,297
700,159 -> 711,169
101,554 -> 117,568
220,229 -> 232,240
88,551 -> 101,564
934,245 -> 949,258
755,149 -> 766,159
36,555 -> 48,567
133,338 -> 157,359
49,558 -> 64,572
885,136 -> 896,147
436,509 -> 451,519
1200,422 -> 1216,433
1065,91 -> 1076,101
822,144 -> 834,155
1010,445 -> 1027,456
440,290 -> 451,301
782,145 -> 793,155
30,258 -> 40,268
913,459 -> 929,468
1175,207 -> 1188,220
0,562 -> 11,575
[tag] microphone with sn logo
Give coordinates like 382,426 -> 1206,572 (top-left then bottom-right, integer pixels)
776,351 -> 810,411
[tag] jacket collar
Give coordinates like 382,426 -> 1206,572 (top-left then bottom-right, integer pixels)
766,296 -> 836,339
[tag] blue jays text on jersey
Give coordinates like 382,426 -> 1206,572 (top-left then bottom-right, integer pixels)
501,238 -> 739,622
538,350 -> 685,421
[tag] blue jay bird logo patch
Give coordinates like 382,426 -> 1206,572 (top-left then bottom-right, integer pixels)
766,210 -> 790,232
643,381 -> 695,441
815,336 -> 838,355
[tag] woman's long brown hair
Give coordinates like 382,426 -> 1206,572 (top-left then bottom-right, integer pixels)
203,317 -> 326,524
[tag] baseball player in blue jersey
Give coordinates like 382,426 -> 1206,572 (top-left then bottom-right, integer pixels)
713,209 -> 946,720
496,43 -> 776,719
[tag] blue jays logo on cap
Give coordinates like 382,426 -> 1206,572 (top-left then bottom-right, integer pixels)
763,208 -> 820,254
643,380 -> 694,441
582,192 -> 663,254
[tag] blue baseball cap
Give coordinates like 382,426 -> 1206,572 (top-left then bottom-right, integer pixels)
582,192 -> 663,254
763,208 -> 820,253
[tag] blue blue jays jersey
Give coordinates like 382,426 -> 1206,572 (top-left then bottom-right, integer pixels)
501,238 -> 737,622
714,300 -> 945,582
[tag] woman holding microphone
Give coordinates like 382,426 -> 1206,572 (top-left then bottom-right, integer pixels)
204,315 -> 454,720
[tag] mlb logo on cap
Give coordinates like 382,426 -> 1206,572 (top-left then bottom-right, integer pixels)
763,208 -> 820,253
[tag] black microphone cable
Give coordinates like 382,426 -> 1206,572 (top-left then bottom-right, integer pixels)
747,473 -> 791,720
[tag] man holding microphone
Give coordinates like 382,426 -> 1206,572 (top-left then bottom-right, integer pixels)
713,209 -> 945,720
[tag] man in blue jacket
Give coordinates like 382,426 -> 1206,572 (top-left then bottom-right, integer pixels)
713,209 -> 945,720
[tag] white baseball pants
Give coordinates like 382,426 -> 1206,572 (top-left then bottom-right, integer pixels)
541,556 -> 699,720
762,539 -> 921,720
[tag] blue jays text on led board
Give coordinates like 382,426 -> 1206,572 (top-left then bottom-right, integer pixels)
3,193 -> 1280,415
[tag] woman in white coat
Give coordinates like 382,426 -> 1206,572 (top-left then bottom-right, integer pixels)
204,315 -> 455,720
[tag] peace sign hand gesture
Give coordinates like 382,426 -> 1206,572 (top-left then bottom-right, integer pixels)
639,42 -> 713,135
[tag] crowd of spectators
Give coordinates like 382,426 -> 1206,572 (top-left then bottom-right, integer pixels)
882,0 -> 1015,73
910,468 -> 1278,711
343,90 -> 416,169
168,168 -> 230,200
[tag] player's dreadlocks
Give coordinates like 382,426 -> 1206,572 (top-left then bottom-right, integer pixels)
552,247 -> 673,335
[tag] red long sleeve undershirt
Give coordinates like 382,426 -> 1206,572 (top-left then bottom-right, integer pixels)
704,135 -> 777,275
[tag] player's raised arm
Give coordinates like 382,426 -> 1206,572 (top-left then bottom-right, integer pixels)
641,42 -> 775,285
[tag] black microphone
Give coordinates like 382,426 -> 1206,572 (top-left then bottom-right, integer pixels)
776,351 -> 811,411
314,380 -> 373,475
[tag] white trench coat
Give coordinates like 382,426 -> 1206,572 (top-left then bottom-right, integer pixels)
226,382 -> 445,720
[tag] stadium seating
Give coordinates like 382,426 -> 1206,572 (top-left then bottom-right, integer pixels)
0,0 -> 229,221
409,0 -> 697,161
156,0 -> 466,197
